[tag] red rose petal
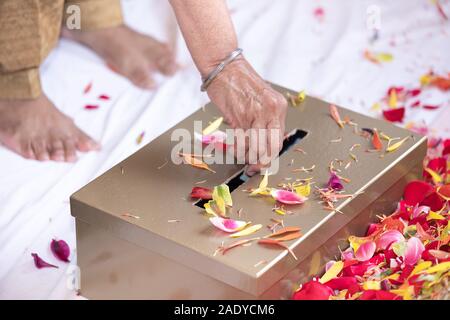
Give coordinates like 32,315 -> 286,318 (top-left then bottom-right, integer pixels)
403,180 -> 434,206
325,276 -> 358,291
360,290 -> 401,300
84,105 -> 99,110
383,107 -> 405,122
423,104 -> 440,110
98,94 -> 110,101
31,253 -> 58,269
292,280 -> 333,300
420,191 -> 445,211
50,239 -> 71,262
190,187 -> 213,200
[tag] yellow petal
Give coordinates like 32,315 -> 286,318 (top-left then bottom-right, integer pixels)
420,74 -> 431,86
202,117 -> 223,135
388,90 -> 397,108
363,281 -> 381,290
424,168 -> 442,185
375,52 -> 393,62
229,224 -> 262,238
295,183 -> 311,197
410,261 -> 432,277
319,261 -> 344,284
423,261 -> 450,274
297,90 -> 306,103
427,211 -> 445,221
386,136 -> 409,153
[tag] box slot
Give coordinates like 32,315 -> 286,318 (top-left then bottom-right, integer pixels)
195,129 -> 307,208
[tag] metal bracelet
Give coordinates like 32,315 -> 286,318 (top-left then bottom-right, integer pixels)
200,48 -> 243,92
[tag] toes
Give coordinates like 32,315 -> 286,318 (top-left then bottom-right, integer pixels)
63,140 -> 78,162
20,141 -> 36,160
76,130 -> 100,152
154,45 -> 178,76
128,65 -> 156,89
32,140 -> 50,161
49,140 -> 65,162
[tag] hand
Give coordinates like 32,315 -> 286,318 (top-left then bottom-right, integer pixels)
206,58 -> 288,175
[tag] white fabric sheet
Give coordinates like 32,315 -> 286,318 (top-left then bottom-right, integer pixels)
0,0 -> 449,299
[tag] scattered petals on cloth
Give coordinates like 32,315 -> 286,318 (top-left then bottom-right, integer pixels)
50,239 -> 70,262
383,107 -> 405,122
31,253 -> 58,269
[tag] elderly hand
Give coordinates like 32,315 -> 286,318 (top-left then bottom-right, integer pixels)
206,58 -> 288,175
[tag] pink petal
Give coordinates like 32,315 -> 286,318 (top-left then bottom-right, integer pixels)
271,189 -> 307,205
411,205 -> 430,219
404,237 -> 425,265
202,131 -> 227,144
98,94 -> 111,101
355,241 -> 376,262
51,239 -> 71,262
209,217 -> 247,233
31,253 -> 58,269
376,230 -> 405,251
84,105 -> 99,110
327,172 -> 343,190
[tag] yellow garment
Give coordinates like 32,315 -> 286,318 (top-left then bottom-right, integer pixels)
0,0 -> 123,99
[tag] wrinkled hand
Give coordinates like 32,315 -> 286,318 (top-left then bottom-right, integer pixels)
206,58 -> 288,175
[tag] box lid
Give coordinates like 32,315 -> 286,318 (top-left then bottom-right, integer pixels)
71,84 -> 426,296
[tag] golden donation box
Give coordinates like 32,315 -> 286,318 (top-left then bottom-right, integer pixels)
70,84 -> 426,299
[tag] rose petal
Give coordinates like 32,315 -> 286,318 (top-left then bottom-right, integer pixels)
359,290 -> 401,300
271,189 -> 307,205
190,187 -> 213,200
209,217 -> 248,233
411,205 -> 430,219
420,191 -> 445,211
327,172 -> 343,191
292,280 -> 333,300
355,241 -> 376,262
366,223 -> 380,236
376,230 -> 405,251
98,94 -> 110,101
325,276 -> 358,291
84,105 -> 99,110
31,253 -> 58,269
403,180 -> 434,206
404,237 -> 425,266
383,107 -> 405,122
51,239 -> 70,262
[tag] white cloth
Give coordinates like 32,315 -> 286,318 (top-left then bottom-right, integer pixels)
0,0 -> 449,299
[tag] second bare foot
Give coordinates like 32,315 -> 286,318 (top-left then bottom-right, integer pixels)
62,25 -> 178,89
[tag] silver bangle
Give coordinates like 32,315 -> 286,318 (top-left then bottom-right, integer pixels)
200,48 -> 243,92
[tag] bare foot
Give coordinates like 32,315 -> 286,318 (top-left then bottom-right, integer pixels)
62,25 -> 178,89
0,95 -> 100,162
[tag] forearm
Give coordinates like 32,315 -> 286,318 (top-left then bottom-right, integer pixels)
169,0 -> 238,77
